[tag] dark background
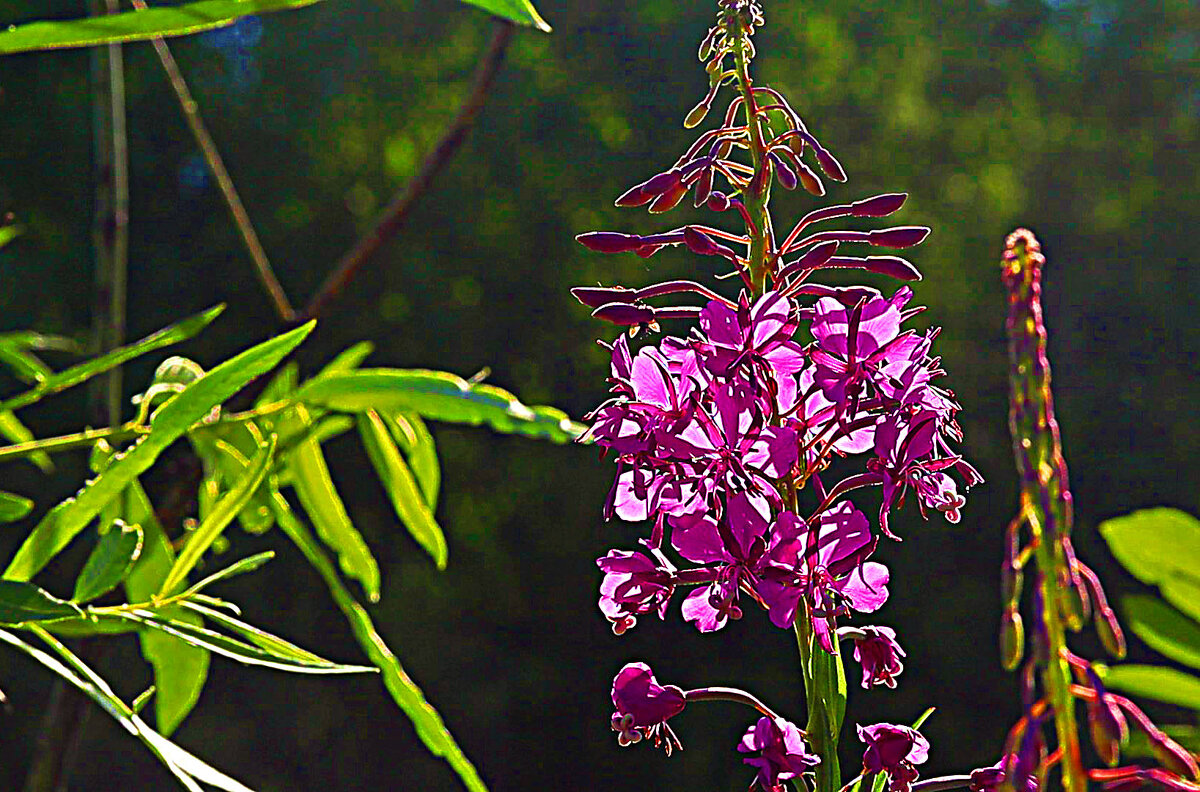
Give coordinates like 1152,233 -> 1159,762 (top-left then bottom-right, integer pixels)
0,0 -> 1196,789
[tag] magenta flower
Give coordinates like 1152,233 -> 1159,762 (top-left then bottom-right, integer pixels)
610,662 -> 687,754
597,549 -> 677,635
738,716 -> 820,791
858,723 -> 929,792
969,756 -> 1038,792
847,625 -> 906,689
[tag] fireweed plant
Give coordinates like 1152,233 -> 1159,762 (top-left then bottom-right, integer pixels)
571,5 -> 1199,792
573,3 -> 984,792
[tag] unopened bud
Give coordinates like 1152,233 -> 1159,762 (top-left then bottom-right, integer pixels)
692,168 -> 714,208
814,147 -> 847,182
576,232 -> 645,254
642,170 -> 681,194
797,161 -> 824,196
853,193 -> 907,217
706,191 -> 731,212
649,181 -> 689,214
615,183 -> 653,207
1096,607 -> 1127,660
571,286 -> 637,309
684,99 -> 710,129
788,134 -> 805,157
1001,559 -> 1023,608
1150,730 -> 1200,779
1000,608 -> 1025,670
868,226 -> 931,249
1058,582 -> 1087,632
1088,708 -> 1121,767
591,302 -> 656,327
768,152 -> 798,191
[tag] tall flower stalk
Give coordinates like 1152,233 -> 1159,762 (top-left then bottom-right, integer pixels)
576,3 -> 981,791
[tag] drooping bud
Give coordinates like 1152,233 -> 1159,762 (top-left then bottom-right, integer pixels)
1001,558 -> 1023,609
769,152 -> 798,191
649,180 -> 690,213
683,227 -> 728,258
576,232 -> 646,254
684,99 -> 711,129
706,190 -> 731,212
814,146 -> 847,182
1058,577 -> 1088,632
1000,607 -> 1025,671
796,160 -> 824,196
1096,607 -> 1127,660
824,255 -> 922,282
692,167 -> 714,208
615,182 -> 654,207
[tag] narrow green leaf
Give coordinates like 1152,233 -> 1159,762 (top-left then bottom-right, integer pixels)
1122,595 -> 1200,671
391,411 -> 440,510
178,552 -> 274,600
358,411 -> 447,569
1096,664 -> 1200,711
0,490 -> 33,522
1101,508 -> 1200,622
296,369 -> 585,444
123,479 -> 211,736
0,305 -> 224,413
285,403 -> 380,601
118,609 -> 375,674
255,361 -> 298,407
190,422 -> 276,534
911,707 -> 936,729
159,437 -> 275,596
0,580 -> 83,624
0,0 -> 324,55
6,625 -> 254,792
3,320 -> 314,581
0,409 -> 53,472
178,600 -> 331,665
457,0 -> 551,32
315,341 -> 374,378
72,520 -> 143,602
271,493 -> 489,792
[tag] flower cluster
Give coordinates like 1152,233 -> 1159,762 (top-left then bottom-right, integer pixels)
575,2 -> 982,788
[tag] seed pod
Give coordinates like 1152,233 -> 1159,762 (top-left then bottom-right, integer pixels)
1096,607 -> 1127,660
684,100 -> 710,130
796,160 -> 824,196
1001,558 -> 1023,609
1000,607 -> 1025,671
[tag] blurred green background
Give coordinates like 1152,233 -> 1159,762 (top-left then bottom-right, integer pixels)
0,0 -> 1196,788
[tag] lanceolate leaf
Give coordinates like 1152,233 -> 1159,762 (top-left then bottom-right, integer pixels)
1101,508 -> 1200,622
285,403 -> 380,602
458,0 -> 551,32
0,0 -> 323,55
0,626 -> 254,792
0,490 -> 33,522
123,480 -> 210,736
0,305 -> 224,413
390,411 -> 440,510
159,436 -> 275,596
73,520 -> 143,602
296,369 -> 585,444
270,492 -> 489,792
358,410 -> 448,568
1097,664 -> 1200,712
0,580 -> 83,624
316,341 -> 375,378
178,552 -> 275,600
3,321 -> 314,582
1122,595 -> 1200,671
0,410 -> 53,472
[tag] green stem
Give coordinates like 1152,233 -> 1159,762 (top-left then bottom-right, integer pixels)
0,425 -> 145,465
796,606 -> 845,792
729,22 -> 772,295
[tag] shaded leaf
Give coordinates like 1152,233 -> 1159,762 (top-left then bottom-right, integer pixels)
0,409 -> 53,472
0,580 -> 82,623
358,410 -> 447,568
3,320 -> 314,581
255,361 -> 298,407
296,369 -> 585,444
458,0 -> 551,32
271,492 -> 488,792
73,520 -> 143,602
285,403 -> 380,601
0,490 -> 33,522
391,411 -> 440,510
0,305 -> 224,413
315,341 -> 374,378
0,0 -> 324,55
159,436 -> 275,596
124,479 -> 211,736
1101,508 -> 1200,622
178,552 -> 274,600
1122,595 -> 1200,671
1096,664 -> 1200,711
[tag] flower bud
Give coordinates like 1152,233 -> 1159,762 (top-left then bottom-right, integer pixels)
1058,581 -> 1087,632
1000,607 -> 1025,671
643,170 -> 681,194
615,183 -> 653,207
797,160 -> 824,196
814,146 -> 847,182
684,101 -> 710,129
692,168 -> 714,208
1001,559 -> 1023,609
683,227 -> 723,257
706,191 -> 731,212
1096,607 -> 1127,660
576,232 -> 646,254
867,227 -> 931,249
788,133 -> 805,157
649,180 -> 689,213
571,286 -> 637,309
769,152 -> 798,191
853,193 -> 907,217
592,302 -> 656,327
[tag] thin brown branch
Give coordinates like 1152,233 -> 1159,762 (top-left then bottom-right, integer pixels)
301,18 -> 516,322
133,0 -> 296,323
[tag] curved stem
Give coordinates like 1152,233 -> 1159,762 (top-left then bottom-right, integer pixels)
683,686 -> 783,721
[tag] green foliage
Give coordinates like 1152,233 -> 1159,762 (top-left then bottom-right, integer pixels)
0,490 -> 33,522
0,581 -> 82,623
1100,508 -> 1200,622
1095,664 -> 1200,712
72,520 -> 143,603
459,0 -> 551,32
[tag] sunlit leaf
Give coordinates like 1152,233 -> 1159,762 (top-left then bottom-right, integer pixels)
1096,663 -> 1200,711
0,305 -> 224,413
1101,508 -> 1200,622
0,580 -> 82,624
457,0 -> 551,32
122,480 -> 210,736
391,411 -> 440,510
3,321 -> 314,582
118,609 -> 375,674
2,626 -> 254,792
0,0 -> 324,55
285,403 -> 380,602
1122,595 -> 1200,671
0,490 -> 33,522
296,368 -> 585,444
178,552 -> 274,600
0,409 -> 53,472
315,341 -> 374,378
270,492 -> 489,792
255,361 -> 298,407
72,520 -> 143,602
159,437 -> 274,596
358,410 -> 447,568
